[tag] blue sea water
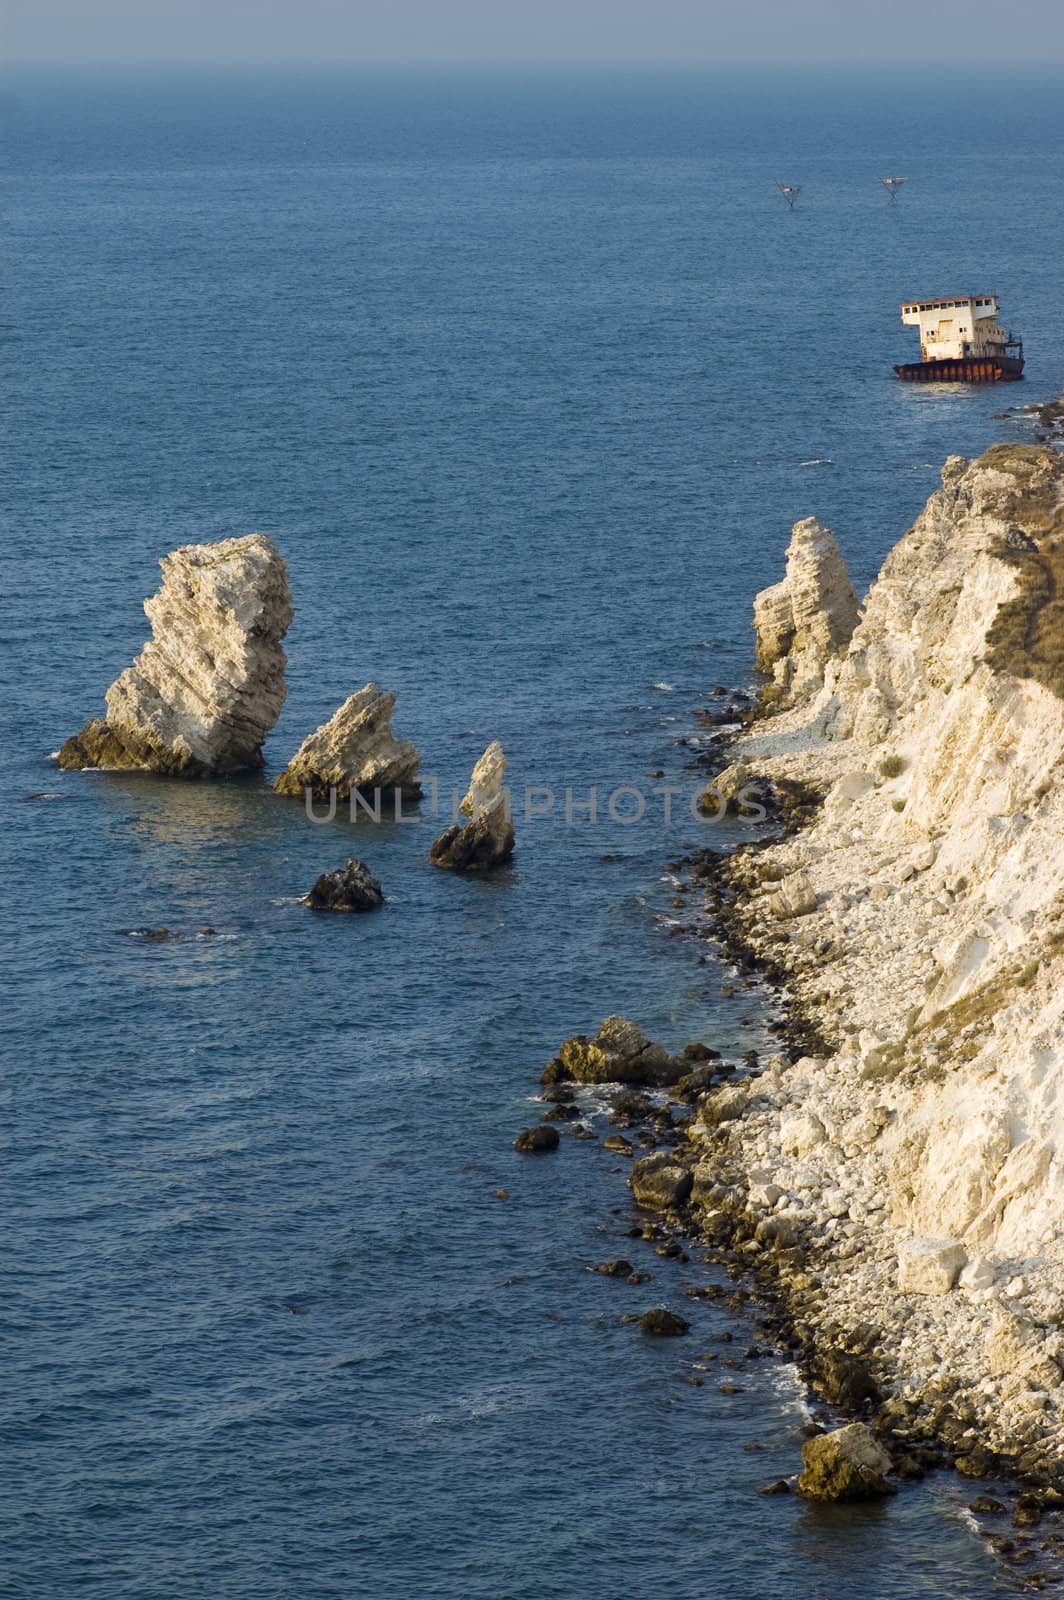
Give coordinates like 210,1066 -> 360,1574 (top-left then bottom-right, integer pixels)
3,63 -> 1063,1600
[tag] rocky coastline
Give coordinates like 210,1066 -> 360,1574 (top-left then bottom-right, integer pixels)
526,440 -> 1064,1579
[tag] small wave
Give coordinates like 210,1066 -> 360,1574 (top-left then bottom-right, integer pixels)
798,457 -> 833,467
650,682 -> 675,692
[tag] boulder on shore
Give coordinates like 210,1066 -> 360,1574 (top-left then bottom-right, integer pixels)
430,741 -> 515,871
275,683 -> 421,800
542,1015 -> 686,1089
630,1152 -> 693,1211
59,534 -> 292,776
304,858 -> 384,912
897,1237 -> 967,1296
797,1423 -> 895,1501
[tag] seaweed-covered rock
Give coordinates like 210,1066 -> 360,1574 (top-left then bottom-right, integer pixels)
275,683 -> 421,800
59,534 -> 292,776
797,1424 -> 895,1501
430,741 -> 514,872
304,858 -> 384,912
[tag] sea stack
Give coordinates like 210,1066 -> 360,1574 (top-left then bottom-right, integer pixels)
430,741 -> 515,871
274,683 -> 422,800
58,534 -> 292,776
752,516 -> 859,708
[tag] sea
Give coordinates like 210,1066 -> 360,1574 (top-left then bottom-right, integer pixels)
3,63 -> 1063,1600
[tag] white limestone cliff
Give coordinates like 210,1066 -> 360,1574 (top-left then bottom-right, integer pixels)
752,516 -> 859,706
59,534 -> 292,776
707,443 -> 1064,1469
275,683 -> 422,799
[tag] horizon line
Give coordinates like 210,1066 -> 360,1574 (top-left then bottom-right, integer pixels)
4,55 -> 1064,69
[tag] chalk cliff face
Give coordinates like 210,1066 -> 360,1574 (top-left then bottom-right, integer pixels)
274,684 -> 422,800
710,443 -> 1064,1469
59,535 -> 292,777
752,516 -> 859,706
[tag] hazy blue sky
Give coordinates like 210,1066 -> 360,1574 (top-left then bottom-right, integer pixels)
6,0 -> 1064,64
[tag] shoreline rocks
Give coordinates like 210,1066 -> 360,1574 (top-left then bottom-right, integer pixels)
430,741 -> 515,871
275,683 -> 421,801
59,534 -> 292,777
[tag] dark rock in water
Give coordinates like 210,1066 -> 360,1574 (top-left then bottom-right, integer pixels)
629,1152 -> 693,1211
603,1134 -> 634,1156
544,1102 -> 580,1122
543,1015 -> 686,1090
969,1496 -> 1006,1516
142,927 -> 172,942
594,1260 -> 634,1277
682,1042 -> 719,1062
430,818 -> 515,872
610,1089 -> 654,1124
1013,1494 -> 1044,1527
542,1084 -> 577,1104
514,1125 -> 559,1154
758,1479 -> 791,1496
798,1424 -> 895,1502
639,1307 -> 690,1337
305,859 -> 384,913
627,1271 -> 651,1285
571,1123 -> 596,1141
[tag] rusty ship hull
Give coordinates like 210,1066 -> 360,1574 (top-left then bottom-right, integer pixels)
894,353 -> 1025,383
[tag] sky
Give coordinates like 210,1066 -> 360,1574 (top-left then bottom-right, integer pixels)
5,0 -> 1064,64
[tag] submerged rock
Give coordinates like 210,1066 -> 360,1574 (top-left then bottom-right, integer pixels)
797,1423 -> 895,1501
639,1307 -> 690,1337
275,682 -> 421,800
430,741 -> 515,872
59,534 -> 292,776
304,858 -> 385,913
514,1124 -> 559,1154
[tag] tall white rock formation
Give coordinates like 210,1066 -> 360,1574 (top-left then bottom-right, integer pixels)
59,534 -> 292,776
